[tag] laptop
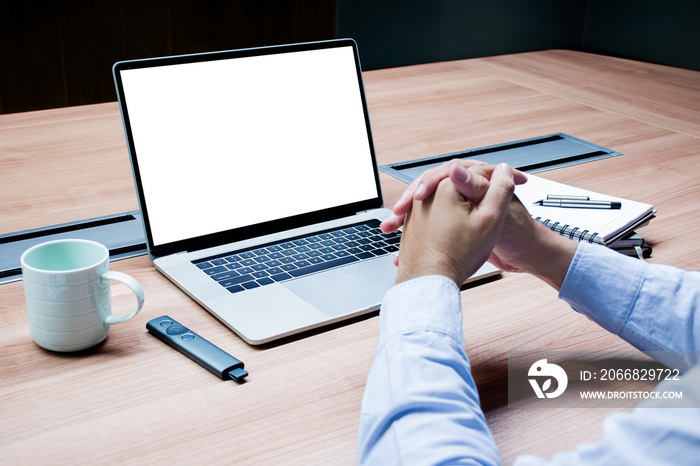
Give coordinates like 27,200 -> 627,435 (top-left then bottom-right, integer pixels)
113,39 -> 499,345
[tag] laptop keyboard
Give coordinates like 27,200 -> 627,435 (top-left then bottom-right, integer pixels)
192,219 -> 401,294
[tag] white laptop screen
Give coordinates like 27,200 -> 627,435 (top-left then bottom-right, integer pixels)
118,44 -> 380,248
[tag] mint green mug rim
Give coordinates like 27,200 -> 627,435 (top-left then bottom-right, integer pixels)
21,239 -> 109,274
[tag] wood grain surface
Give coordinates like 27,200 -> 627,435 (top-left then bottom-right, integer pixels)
2,50 -> 699,464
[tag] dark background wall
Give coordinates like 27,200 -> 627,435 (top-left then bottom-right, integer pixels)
1,0 -> 698,115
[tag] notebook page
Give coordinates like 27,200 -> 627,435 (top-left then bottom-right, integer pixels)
514,175 -> 654,244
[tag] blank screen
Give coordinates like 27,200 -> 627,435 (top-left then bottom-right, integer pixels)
120,46 -> 379,247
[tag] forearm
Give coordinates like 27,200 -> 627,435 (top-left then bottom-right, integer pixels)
358,276 -> 500,465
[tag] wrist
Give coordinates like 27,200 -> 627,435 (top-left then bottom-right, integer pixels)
520,226 -> 577,290
396,249 -> 465,286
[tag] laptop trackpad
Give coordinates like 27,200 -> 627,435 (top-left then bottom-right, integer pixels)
282,256 -> 398,317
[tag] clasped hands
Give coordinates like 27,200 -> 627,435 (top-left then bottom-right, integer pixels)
382,160 -> 577,290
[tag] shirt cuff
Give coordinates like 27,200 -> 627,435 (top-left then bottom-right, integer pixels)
379,275 -> 464,348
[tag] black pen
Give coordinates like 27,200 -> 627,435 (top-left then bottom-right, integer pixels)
533,199 -> 622,209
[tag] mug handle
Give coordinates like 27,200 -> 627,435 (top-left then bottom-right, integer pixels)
102,270 -> 145,325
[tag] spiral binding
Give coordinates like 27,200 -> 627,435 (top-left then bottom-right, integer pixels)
534,216 -> 601,244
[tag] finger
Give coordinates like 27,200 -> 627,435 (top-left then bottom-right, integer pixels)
448,164 -> 490,203
391,180 -> 422,217
466,163 -> 528,186
412,163 -> 454,201
380,213 -> 404,233
478,163 -> 516,216
390,162 -> 454,218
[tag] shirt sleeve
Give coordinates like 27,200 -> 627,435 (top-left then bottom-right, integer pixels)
514,242 -> 700,466
559,242 -> 700,370
357,275 -> 501,465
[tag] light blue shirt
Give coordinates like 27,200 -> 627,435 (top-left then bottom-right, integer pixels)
358,242 -> 700,465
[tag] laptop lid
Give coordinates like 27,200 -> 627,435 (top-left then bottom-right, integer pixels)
113,39 -> 383,259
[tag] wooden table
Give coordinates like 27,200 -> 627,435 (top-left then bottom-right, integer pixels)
2,50 -> 699,464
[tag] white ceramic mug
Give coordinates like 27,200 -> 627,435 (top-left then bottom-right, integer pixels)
21,239 -> 145,352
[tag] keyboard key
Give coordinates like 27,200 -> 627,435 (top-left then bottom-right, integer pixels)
267,260 -> 282,267
320,254 -> 336,261
280,242 -> 295,249
385,245 -> 399,253
267,267 -> 283,275
319,233 -> 333,240
227,262 -> 243,270
343,227 -> 358,234
335,250 -> 350,257
295,260 -> 311,268
270,272 -> 293,282
257,277 -> 274,286
308,257 -> 324,264
252,271 -> 269,278
281,264 -> 297,271
254,256 -> 271,263
226,285 -> 245,293
267,245 -> 282,252
242,281 -> 260,290
195,262 -> 212,269
238,267 -> 254,274
288,255 -> 359,278
372,248 -> 388,256
241,259 -> 256,266
203,266 -> 227,275
280,257 -> 295,264
211,258 -> 227,266
355,252 -> 374,260
251,264 -> 268,271
225,255 -> 241,262
240,252 -> 255,259
292,239 -> 309,246
295,246 -> 311,253
307,236 -> 321,242
219,274 -> 255,287
253,248 -> 268,256
320,247 -> 334,254
220,277 -> 245,287
269,252 -> 284,260
293,253 -> 308,260
212,270 -> 241,281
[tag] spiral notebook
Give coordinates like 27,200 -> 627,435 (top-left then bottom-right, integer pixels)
515,175 -> 655,245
